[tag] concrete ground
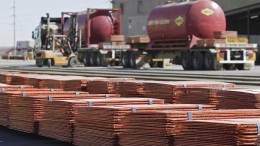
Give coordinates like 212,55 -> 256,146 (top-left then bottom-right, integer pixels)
0,126 -> 73,146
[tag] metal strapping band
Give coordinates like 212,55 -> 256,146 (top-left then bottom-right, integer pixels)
22,92 -> 26,97
88,101 -> 93,107
132,107 -> 137,113
197,105 -> 202,111
148,99 -> 153,105
188,112 -> 193,120
48,96 -> 53,101
1,88 -> 5,93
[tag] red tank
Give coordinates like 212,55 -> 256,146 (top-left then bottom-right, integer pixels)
147,0 -> 226,41
63,12 -> 115,45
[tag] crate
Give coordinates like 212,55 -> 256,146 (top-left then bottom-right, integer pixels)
214,31 -> 238,39
106,35 -> 125,42
127,36 -> 150,44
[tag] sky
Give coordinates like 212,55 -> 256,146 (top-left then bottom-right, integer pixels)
0,0 -> 110,47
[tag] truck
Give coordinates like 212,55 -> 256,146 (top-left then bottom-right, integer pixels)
61,8 -> 130,67
122,0 -> 257,70
32,14 -> 65,52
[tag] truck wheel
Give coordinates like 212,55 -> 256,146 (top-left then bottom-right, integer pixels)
68,57 -> 78,67
223,64 -> 236,70
36,59 -> 43,67
130,52 -> 137,69
89,52 -> 97,66
83,52 -> 90,67
236,63 -> 254,70
181,52 -> 192,70
47,59 -> 52,68
204,52 -> 222,70
122,52 -> 130,68
96,52 -> 107,67
192,52 -> 204,70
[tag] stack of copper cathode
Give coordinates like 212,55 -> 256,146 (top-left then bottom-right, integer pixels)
216,88 -> 260,109
115,80 -> 145,97
73,104 -> 215,146
8,91 -> 90,133
120,109 -> 260,146
0,72 -> 15,84
2,71 -> 260,146
0,84 -> 33,126
39,98 -> 163,143
144,81 -> 235,103
174,118 -> 260,146
87,78 -> 134,94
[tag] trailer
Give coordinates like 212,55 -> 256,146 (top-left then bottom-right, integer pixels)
122,0 -> 257,70
61,8 -> 130,67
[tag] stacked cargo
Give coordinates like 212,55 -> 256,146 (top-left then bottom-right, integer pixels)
0,89 -> 63,127
175,118 -> 260,146
73,104 -> 215,146
173,87 -> 221,105
216,88 -> 260,109
120,109 -> 260,146
99,35 -> 126,49
23,74 -> 55,88
39,98 -> 163,143
87,78 -> 134,94
127,36 -> 150,44
8,91 -> 90,133
115,80 -> 145,97
144,81 -> 235,103
0,85 -> 34,126
44,76 -> 107,91
0,72 -> 14,84
197,31 -> 239,47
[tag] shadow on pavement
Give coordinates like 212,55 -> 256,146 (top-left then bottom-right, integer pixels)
0,126 -> 74,146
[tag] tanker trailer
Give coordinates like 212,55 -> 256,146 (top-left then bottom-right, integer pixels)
62,8 -> 130,67
124,0 -> 257,70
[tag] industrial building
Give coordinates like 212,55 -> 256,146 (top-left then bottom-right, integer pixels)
112,0 -> 260,44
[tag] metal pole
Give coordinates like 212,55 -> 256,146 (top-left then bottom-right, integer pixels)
247,8 -> 250,41
13,0 -> 16,55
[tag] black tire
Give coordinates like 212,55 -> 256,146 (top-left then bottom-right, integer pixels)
204,52 -> 222,70
181,52 -> 192,70
68,57 -> 78,67
122,52 -> 130,68
149,61 -> 157,68
96,52 -> 108,67
236,64 -> 246,70
47,59 -> 52,68
192,52 -> 204,70
89,52 -> 97,66
83,52 -> 90,67
36,59 -> 43,67
129,52 -> 137,69
223,64 -> 236,70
